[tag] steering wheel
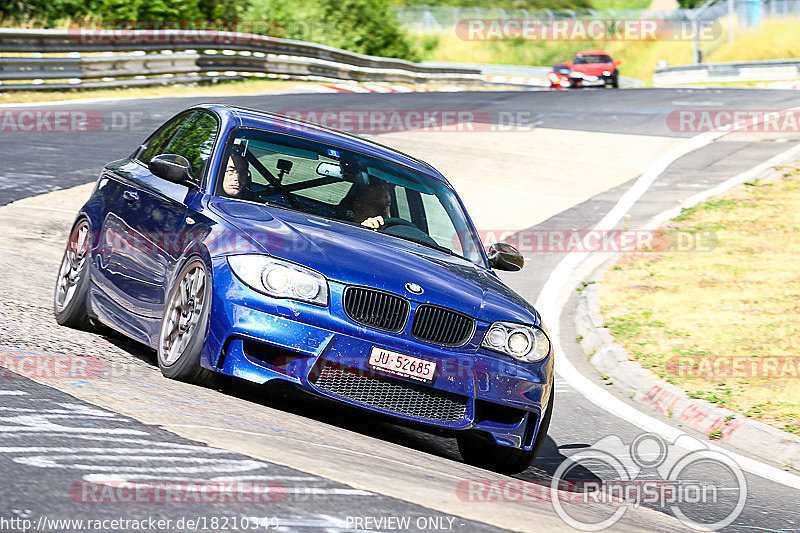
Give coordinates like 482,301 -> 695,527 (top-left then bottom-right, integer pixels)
380,217 -> 418,230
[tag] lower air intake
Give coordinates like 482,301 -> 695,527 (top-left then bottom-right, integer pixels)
311,363 -> 467,422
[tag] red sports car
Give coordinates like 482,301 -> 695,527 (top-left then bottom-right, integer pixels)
548,50 -> 621,89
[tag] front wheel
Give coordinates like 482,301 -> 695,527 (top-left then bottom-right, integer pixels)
157,257 -> 216,386
54,219 -> 92,328
458,388 -> 554,474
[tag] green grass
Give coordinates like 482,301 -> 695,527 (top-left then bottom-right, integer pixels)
590,0 -> 652,10
601,170 -> 800,435
413,16 -> 800,84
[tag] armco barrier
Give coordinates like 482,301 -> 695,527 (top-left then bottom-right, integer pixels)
654,58 -> 800,86
0,28 -> 483,90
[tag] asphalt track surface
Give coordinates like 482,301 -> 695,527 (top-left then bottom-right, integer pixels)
1,87 -> 800,532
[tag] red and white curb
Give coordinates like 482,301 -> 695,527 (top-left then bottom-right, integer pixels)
482,75 -> 549,87
759,80 -> 800,90
305,83 -> 428,93
303,78 -> 549,94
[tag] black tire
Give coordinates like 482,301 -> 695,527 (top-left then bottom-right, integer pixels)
458,387 -> 554,475
54,219 -> 92,329
611,75 -> 619,88
157,257 -> 216,386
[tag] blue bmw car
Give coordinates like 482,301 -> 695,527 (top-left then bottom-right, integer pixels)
54,104 -> 553,474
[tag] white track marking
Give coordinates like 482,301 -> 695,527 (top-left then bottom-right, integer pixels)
282,488 -> 374,495
0,447 -> 232,454
15,455 -> 266,474
536,112 -> 800,490
211,475 -> 320,481
4,205 -> 77,214
167,424 -> 470,482
0,391 -> 27,395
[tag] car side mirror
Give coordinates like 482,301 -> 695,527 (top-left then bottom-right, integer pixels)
149,154 -> 199,188
564,62 -> 573,68
614,60 -> 621,66
487,243 -> 524,271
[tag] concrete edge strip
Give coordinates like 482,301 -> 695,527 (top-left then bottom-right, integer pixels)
534,110 -> 800,490
576,144 -> 800,470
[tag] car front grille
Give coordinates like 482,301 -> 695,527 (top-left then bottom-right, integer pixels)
311,362 -> 468,422
342,286 -> 409,332
411,304 -> 475,347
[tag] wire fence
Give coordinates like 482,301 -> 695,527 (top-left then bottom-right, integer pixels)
396,0 -> 800,32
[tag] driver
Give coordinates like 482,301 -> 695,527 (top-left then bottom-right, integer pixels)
350,182 -> 391,229
220,153 -> 253,200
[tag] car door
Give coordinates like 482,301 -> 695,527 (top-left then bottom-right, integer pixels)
103,110 -> 219,320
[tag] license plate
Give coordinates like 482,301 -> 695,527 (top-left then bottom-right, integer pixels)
368,347 -> 437,383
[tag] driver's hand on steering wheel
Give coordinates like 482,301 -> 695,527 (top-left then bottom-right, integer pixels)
361,216 -> 384,229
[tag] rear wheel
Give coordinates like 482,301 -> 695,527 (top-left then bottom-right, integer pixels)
458,388 -> 554,474
54,219 -> 92,328
157,257 -> 216,386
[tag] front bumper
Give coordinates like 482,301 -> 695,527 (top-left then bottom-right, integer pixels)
202,257 -> 554,450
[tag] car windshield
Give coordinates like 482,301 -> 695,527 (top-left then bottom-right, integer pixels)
214,128 -> 485,265
574,54 -> 612,64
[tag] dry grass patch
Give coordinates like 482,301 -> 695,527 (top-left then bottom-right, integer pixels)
600,167 -> 800,434
0,79 -> 310,105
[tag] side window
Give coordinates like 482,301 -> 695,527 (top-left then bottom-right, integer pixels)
163,112 -> 219,179
139,113 -> 191,166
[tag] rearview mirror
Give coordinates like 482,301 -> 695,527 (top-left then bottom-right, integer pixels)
614,60 -> 621,66
487,243 -> 524,271
149,154 -> 198,188
316,162 -> 342,178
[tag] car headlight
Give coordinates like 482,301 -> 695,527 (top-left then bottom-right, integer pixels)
481,322 -> 550,363
603,70 -> 612,76
227,255 -> 328,306
571,72 -> 583,78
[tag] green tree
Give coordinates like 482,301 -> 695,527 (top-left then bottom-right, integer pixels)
91,0 -> 203,22
318,0 -> 418,60
197,0 -> 249,21
1,0 -> 85,22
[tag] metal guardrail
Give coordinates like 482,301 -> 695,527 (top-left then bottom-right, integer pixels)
0,28 -> 483,90
423,63 -> 645,89
653,58 -> 800,86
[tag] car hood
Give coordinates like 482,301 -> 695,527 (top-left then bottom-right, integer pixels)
572,63 -> 614,76
208,199 -> 540,325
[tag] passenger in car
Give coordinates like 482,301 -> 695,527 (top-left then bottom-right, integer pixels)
221,153 -> 253,200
